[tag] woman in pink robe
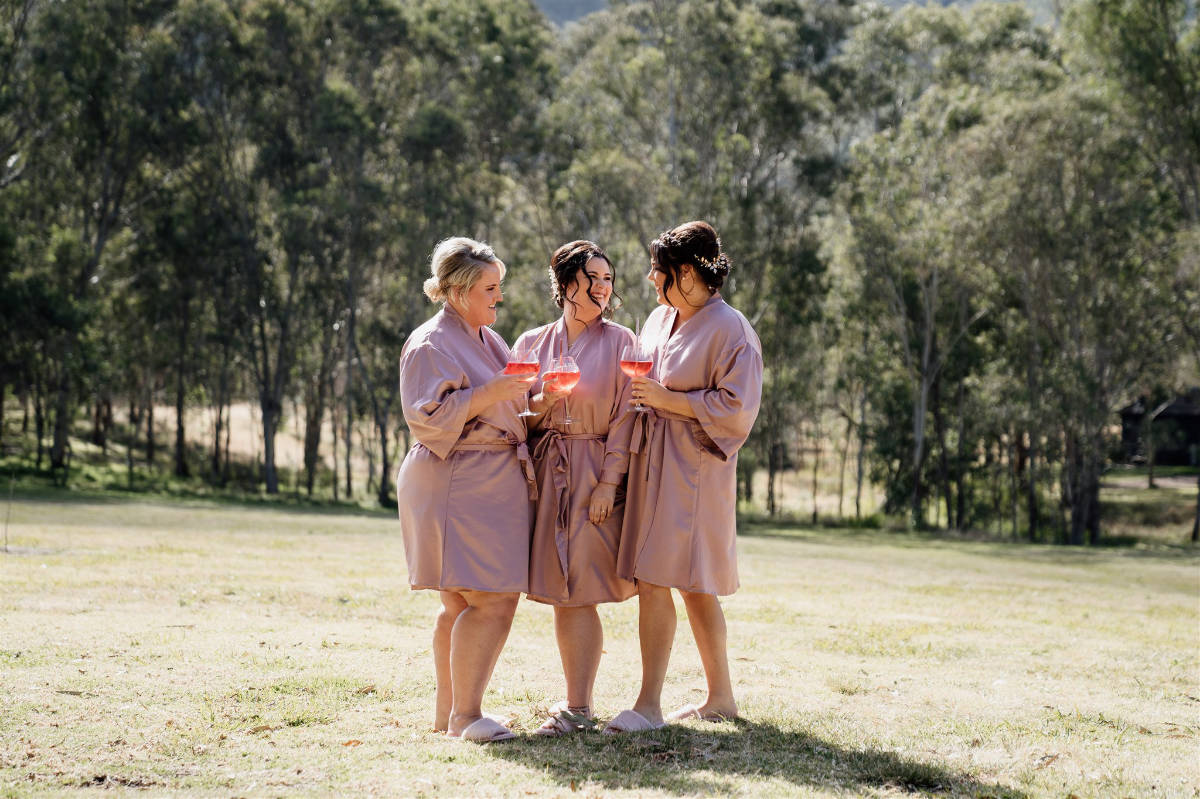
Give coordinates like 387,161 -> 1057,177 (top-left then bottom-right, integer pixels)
604,221 -> 763,734
395,237 -> 536,743
513,240 -> 638,736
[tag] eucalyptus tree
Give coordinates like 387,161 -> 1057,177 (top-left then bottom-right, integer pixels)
1072,0 -> 1200,540
962,82 -> 1180,543
22,0 -> 190,471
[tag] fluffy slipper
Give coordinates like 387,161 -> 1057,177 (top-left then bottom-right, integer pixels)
601,709 -> 665,735
667,704 -> 734,722
534,702 -> 595,737
459,717 -> 517,743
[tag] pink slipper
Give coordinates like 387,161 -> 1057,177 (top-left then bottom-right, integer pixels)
601,709 -> 665,734
459,717 -> 517,743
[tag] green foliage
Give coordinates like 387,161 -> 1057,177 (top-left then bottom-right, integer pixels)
0,0 -> 1192,540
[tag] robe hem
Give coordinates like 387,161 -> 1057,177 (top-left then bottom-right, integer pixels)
408,582 -> 527,594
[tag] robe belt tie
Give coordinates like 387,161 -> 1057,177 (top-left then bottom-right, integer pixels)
630,409 -> 694,483
453,436 -> 538,501
531,430 -> 605,578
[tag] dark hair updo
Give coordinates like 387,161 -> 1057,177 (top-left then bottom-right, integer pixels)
549,240 -> 621,318
649,220 -> 731,304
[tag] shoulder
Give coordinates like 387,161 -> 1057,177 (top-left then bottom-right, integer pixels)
402,310 -> 447,355
514,322 -> 554,351
709,300 -> 761,354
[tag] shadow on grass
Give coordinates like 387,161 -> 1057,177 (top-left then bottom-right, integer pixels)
489,719 -> 1025,797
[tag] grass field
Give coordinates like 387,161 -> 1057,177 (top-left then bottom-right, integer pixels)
1,487 -> 1197,798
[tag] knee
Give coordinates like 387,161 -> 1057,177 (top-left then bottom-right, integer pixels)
679,589 -> 719,610
472,592 -> 520,621
638,581 -> 671,600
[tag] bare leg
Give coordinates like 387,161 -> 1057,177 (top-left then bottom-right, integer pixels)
433,591 -> 468,731
446,590 -> 520,737
554,604 -> 603,712
678,589 -> 738,719
630,581 -> 676,725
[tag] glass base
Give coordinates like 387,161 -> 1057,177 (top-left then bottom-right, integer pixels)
518,409 -> 537,417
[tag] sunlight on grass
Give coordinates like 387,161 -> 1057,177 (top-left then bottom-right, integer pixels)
1,493 -> 1197,797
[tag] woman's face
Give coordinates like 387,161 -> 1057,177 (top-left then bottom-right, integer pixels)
647,259 -> 687,308
456,262 -> 504,328
564,256 -> 613,323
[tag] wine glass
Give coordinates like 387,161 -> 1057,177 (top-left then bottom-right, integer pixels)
619,343 -> 653,412
505,346 -> 540,417
545,355 -> 581,425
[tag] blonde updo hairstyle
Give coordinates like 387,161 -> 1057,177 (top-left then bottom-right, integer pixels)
423,237 -> 505,306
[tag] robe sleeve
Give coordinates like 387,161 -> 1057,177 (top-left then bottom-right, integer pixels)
399,341 -> 476,460
600,326 -> 638,485
684,330 -> 763,461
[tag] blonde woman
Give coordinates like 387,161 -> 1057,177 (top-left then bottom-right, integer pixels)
395,237 -> 536,743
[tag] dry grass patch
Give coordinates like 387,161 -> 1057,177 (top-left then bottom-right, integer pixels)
1,493 -> 1197,797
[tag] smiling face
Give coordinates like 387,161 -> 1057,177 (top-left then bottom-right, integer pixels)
564,256 -> 613,324
647,258 -> 689,309
455,261 -> 504,329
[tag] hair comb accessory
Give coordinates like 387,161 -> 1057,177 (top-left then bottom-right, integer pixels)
696,253 -> 731,274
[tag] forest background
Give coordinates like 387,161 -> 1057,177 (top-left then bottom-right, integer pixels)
0,0 -> 1196,545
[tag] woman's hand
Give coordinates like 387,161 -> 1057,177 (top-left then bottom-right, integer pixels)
481,371 -> 534,406
630,376 -> 696,418
528,381 -> 570,415
588,481 -> 617,525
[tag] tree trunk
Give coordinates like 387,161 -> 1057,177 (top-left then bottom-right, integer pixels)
0,380 -> 6,448
376,412 -> 392,507
855,390 -> 866,520
330,371 -> 340,502
910,375 -> 930,529
767,440 -> 780,516
838,416 -> 851,520
222,395 -> 231,485
262,397 -> 280,494
1027,427 -> 1039,542
20,381 -> 29,434
34,379 -> 44,470
955,382 -> 968,530
174,298 -> 190,478
1009,432 -> 1018,539
810,423 -> 820,526
127,397 -> 140,489
211,399 -> 224,482
1191,473 -> 1198,542
933,379 -> 952,529
303,382 -> 326,497
1147,416 -> 1156,489
146,390 -> 156,467
1066,434 -> 1084,545
50,368 -> 71,469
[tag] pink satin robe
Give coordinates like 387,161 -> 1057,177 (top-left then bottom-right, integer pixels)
515,316 -> 638,606
395,304 -> 535,593
616,294 -> 763,595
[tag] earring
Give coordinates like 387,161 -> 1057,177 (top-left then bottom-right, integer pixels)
681,273 -> 694,294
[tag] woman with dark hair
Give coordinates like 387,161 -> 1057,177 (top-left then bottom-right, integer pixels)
604,221 -> 763,734
513,240 -> 638,736
395,237 -> 538,743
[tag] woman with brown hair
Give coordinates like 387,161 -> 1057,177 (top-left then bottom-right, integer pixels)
513,240 -> 638,736
604,221 -> 763,733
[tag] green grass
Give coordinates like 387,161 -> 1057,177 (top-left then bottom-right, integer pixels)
1,489 -> 1198,797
